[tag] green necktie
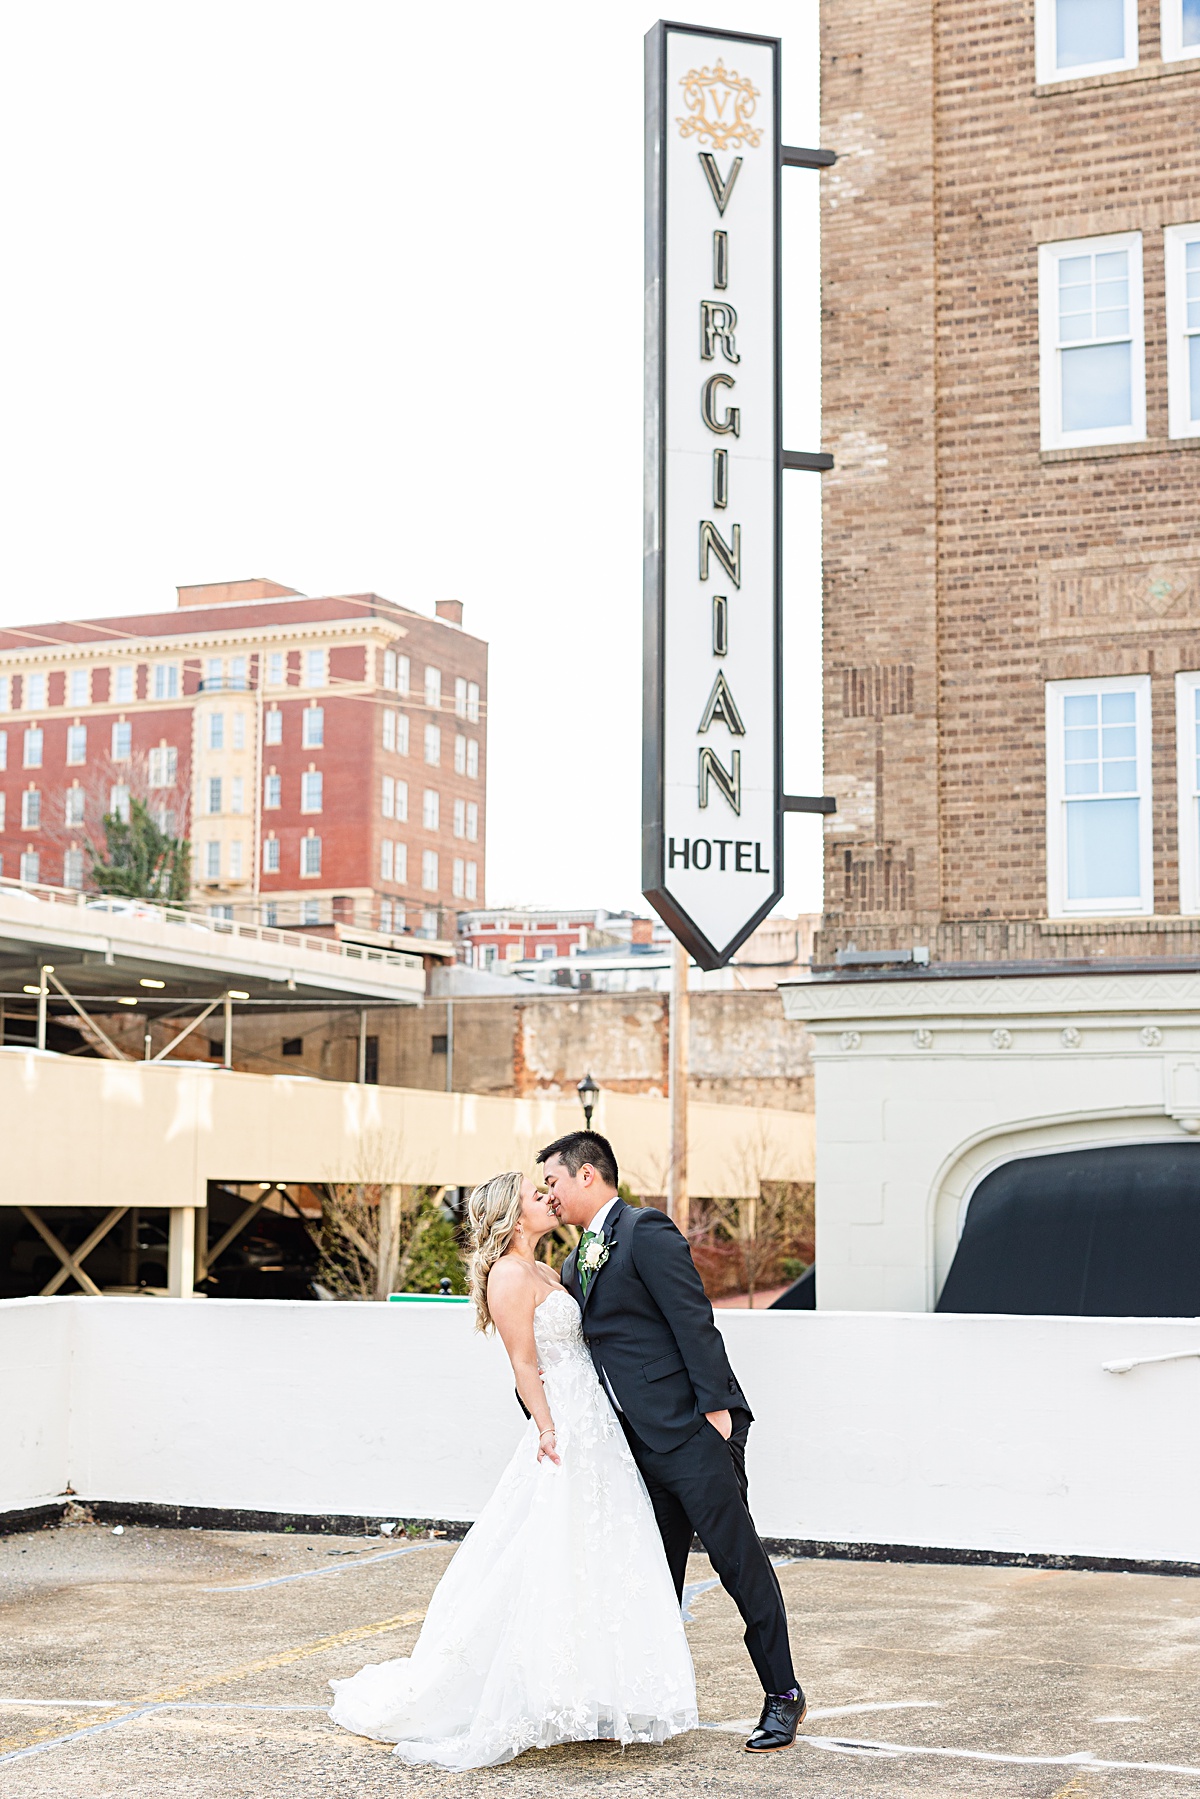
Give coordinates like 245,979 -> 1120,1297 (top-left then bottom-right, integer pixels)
578,1230 -> 598,1296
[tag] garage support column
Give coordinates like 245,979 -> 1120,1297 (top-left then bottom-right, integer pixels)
223,994 -> 233,1070
168,1207 -> 196,1297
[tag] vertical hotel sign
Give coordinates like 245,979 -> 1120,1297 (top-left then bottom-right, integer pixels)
643,21 -> 782,970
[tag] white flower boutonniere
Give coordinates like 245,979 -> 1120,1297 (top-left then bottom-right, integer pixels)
580,1237 -> 609,1275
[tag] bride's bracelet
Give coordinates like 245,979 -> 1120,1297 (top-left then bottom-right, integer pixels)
538,1427 -> 556,1440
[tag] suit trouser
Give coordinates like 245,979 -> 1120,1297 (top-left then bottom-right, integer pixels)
619,1409 -> 795,1694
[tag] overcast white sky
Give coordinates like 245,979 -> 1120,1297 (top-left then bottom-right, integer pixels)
0,0 -> 823,917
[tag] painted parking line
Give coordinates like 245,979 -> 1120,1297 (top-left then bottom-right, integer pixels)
704,1701 -> 943,1732
803,1734 -> 1200,1778
201,1540 -> 437,1592
0,1608 -> 427,1765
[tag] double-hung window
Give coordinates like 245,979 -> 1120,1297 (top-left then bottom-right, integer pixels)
207,777 -> 223,814
265,708 -> 283,746
302,834 -> 322,877
263,837 -> 280,874
208,713 -> 225,751
1035,0 -> 1137,81
1165,224 -> 1200,439
153,663 -> 179,701
24,727 -> 43,768
148,745 -> 177,787
264,771 -> 281,809
304,649 -> 325,689
465,861 -> 478,901
421,849 -> 438,891
24,672 -> 46,710
382,774 -> 396,819
65,786 -> 85,827
66,725 -> 87,766
63,847 -> 83,890
301,770 -> 323,813
303,706 -> 324,748
68,670 -> 89,707
111,720 -> 131,761
1175,673 -> 1200,913
381,840 -> 394,881
424,667 -> 441,709
423,789 -> 439,831
424,724 -> 441,765
1046,676 -> 1152,916
1039,234 -> 1144,449
22,788 -> 41,829
110,785 -> 131,824
1162,0 -> 1200,61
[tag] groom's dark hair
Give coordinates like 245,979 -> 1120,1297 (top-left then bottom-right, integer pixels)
536,1131 -> 619,1190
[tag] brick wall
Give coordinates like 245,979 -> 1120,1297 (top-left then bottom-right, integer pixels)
818,0 -> 1200,965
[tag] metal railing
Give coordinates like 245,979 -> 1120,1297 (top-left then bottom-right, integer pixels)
0,874 -> 423,970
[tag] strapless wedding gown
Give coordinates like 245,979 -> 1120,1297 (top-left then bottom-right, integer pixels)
329,1286 -> 698,1769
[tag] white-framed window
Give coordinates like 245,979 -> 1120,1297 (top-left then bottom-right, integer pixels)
301,770 -> 323,812
232,711 -> 246,751
1165,223 -> 1200,439
382,774 -> 396,819
424,723 -> 441,765
379,897 -> 393,933
111,720 -> 131,761
230,776 -> 244,814
24,672 -> 46,710
264,772 -> 281,809
263,836 -> 280,874
382,709 -> 396,752
152,805 -> 177,837
381,839 -> 394,881
301,833 -> 322,877
228,840 -> 243,879
63,846 -> 83,890
205,657 -> 223,689
466,801 -> 479,842
455,676 -> 468,719
265,708 -> 282,746
394,842 -> 408,884
153,663 -> 180,701
21,788 -> 41,829
267,651 -> 285,687
396,654 -> 410,697
65,785 -> 84,827
0,731 -> 6,771
205,840 -> 221,879
303,705 -> 324,748
466,681 -> 480,724
66,725 -> 87,766
301,897 -> 321,924
1162,0 -> 1200,60
68,669 -> 89,707
394,778 -> 408,822
114,666 -> 135,703
110,785 -> 131,824
24,727 -> 43,768
424,667 -> 441,709
1038,233 -> 1144,449
466,738 -> 478,781
208,713 -> 225,751
207,777 -> 222,814
1175,672 -> 1200,913
421,849 -> 438,891
465,860 -> 478,901
1046,676 -> 1152,916
423,789 -> 439,830
452,857 -> 465,897
454,734 -> 467,775
396,712 -> 410,755
537,943 -> 555,960
1035,0 -> 1137,81
19,851 -> 39,884
304,649 -> 325,689
148,744 -> 177,787
229,656 -> 247,691
453,798 -> 466,838
0,677 -> 9,713
422,908 -> 439,934
263,902 -> 278,925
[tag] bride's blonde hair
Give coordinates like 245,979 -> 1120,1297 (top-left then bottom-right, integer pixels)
467,1170 -> 525,1333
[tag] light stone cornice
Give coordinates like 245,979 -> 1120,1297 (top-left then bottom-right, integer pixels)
0,615 -> 402,668
780,970 -> 1200,1030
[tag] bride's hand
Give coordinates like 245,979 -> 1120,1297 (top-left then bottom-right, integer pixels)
537,1426 -> 561,1466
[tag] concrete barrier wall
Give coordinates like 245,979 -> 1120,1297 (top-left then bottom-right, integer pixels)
0,1299 -> 72,1512
3,1298 -> 1198,1564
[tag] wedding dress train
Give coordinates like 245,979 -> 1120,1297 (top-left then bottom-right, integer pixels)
329,1287 -> 698,1769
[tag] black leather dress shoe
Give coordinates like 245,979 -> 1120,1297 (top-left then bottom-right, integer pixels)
744,1688 -> 807,1753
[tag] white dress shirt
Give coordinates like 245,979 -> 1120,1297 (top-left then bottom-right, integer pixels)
581,1196 -> 622,1410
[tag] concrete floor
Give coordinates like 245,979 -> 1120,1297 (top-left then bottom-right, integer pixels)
0,1523 -> 1198,1796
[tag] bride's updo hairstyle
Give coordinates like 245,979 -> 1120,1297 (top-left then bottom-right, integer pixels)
467,1170 -> 525,1333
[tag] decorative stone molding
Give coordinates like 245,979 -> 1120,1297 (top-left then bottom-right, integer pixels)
1061,1027 -> 1082,1049
913,1028 -> 933,1049
839,1030 -> 862,1052
991,1028 -> 1013,1050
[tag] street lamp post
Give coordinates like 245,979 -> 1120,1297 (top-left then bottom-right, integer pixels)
577,1072 -> 599,1131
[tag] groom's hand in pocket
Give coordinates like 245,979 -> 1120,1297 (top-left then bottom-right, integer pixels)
705,1409 -> 732,1440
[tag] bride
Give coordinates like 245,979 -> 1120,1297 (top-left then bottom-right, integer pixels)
329,1171 -> 698,1769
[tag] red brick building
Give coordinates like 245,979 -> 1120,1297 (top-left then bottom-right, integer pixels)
818,0 -> 1200,967
0,578 -> 487,935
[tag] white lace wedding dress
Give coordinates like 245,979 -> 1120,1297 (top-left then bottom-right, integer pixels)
329,1287 -> 698,1769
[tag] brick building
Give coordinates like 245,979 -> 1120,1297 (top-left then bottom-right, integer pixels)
818,0 -> 1200,968
0,578 -> 486,934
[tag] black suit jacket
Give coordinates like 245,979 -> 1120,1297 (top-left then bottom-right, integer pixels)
561,1199 -> 749,1452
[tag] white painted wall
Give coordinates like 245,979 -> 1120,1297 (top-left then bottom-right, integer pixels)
3,1297 -> 1198,1565
780,970 -> 1200,1310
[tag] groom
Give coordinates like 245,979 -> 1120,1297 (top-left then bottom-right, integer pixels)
539,1130 -> 806,1755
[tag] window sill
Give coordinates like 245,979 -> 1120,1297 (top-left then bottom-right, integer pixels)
1034,55 -> 1200,96
1040,915 -> 1186,934
1041,436 -> 1200,463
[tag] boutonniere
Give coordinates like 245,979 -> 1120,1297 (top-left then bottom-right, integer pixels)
580,1237 -> 610,1277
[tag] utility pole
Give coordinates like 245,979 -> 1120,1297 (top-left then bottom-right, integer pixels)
667,938 -> 689,1235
